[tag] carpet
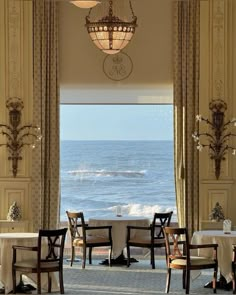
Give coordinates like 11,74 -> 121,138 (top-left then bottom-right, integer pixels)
62,258 -> 231,295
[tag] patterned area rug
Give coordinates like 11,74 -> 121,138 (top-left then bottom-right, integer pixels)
62,258 -> 231,295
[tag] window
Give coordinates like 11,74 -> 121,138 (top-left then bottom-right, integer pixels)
60,105 -> 176,221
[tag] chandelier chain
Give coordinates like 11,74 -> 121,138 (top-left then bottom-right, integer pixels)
129,0 -> 135,18
109,0 -> 113,18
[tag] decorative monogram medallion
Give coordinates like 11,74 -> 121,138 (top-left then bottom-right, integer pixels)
103,52 -> 133,81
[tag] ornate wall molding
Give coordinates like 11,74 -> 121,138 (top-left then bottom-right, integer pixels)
0,1 -> 33,224
8,1 -> 21,98
199,0 -> 236,226
211,0 -> 225,100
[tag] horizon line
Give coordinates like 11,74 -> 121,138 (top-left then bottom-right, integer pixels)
60,139 -> 174,141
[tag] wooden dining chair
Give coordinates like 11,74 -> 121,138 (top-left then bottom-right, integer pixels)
12,228 -> 68,294
164,227 -> 218,294
231,244 -> 236,293
126,211 -> 173,269
66,211 -> 113,268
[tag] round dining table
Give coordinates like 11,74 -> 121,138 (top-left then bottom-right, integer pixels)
89,215 -> 151,259
192,230 -> 236,284
0,232 -> 58,294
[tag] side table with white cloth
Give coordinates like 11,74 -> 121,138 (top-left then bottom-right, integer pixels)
192,230 -> 236,289
89,216 -> 150,260
0,232 -> 58,294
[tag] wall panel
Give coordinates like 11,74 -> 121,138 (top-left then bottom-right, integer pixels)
199,0 -> 236,226
0,0 -> 33,226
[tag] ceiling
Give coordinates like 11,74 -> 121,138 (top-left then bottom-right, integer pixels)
59,0 -> 173,103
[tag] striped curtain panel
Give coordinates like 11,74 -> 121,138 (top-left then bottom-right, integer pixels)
31,0 -> 60,230
173,0 -> 200,237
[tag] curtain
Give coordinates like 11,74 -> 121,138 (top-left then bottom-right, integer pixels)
31,0 -> 60,230
173,0 -> 200,237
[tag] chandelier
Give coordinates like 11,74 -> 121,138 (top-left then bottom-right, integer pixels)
192,99 -> 236,180
85,0 -> 137,55
71,1 -> 101,9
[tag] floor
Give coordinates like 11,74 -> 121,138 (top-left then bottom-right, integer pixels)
12,255 -> 234,294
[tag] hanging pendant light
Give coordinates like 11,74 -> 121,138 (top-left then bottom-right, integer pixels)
71,1 -> 101,9
85,0 -> 137,55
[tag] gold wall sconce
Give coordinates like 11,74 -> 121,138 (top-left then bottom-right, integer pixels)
192,99 -> 236,180
0,97 -> 42,177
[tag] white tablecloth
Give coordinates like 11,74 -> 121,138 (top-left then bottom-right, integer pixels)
192,230 -> 236,283
89,216 -> 151,258
0,232 -> 58,294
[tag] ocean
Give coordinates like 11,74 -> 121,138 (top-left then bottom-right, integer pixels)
60,140 -> 176,221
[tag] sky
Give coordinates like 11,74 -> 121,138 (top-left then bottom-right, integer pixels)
60,105 -> 173,141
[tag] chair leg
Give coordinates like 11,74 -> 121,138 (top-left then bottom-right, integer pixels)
213,266 -> 217,294
89,247 -> 92,264
82,246 -> 86,269
185,270 -> 190,294
37,272 -> 41,294
12,269 -> 16,294
233,262 -> 236,294
165,268 -> 171,293
108,248 -> 112,267
59,269 -> 65,294
151,248 -> 155,269
71,245 -> 75,267
126,245 -> 131,267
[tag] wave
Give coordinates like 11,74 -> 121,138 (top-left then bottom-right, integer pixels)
61,203 -> 177,222
68,169 -> 146,178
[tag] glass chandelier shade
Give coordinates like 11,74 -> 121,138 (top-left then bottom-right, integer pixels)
71,1 -> 101,9
85,0 -> 137,55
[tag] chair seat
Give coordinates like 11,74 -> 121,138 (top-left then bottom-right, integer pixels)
73,236 -> 110,246
128,237 -> 165,245
171,256 -> 216,266
14,259 -> 59,269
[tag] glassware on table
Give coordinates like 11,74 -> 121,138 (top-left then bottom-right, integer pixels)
116,205 -> 122,217
223,219 -> 231,234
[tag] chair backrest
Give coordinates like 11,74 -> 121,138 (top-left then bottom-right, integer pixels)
152,211 -> 173,239
164,227 -> 189,261
66,211 -> 86,241
38,228 -> 68,264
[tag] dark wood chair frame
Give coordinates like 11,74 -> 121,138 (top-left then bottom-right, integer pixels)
232,244 -> 236,293
12,228 -> 68,294
164,227 -> 218,294
66,211 -> 113,268
126,211 -> 173,269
